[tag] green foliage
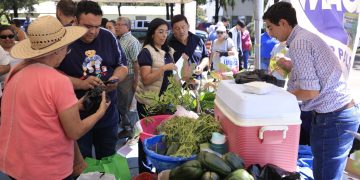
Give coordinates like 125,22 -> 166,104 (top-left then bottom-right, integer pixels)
195,0 -> 207,5
0,0 -> 39,21
139,75 -> 216,115
196,7 -> 207,26
139,76 -> 194,115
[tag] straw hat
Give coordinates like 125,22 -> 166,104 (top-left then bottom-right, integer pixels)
10,16 -> 87,59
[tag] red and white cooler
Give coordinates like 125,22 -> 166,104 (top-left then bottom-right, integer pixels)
214,80 -> 301,171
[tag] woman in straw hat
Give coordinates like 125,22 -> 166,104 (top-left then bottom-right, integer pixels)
0,16 -> 110,180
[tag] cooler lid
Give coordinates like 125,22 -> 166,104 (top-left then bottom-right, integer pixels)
215,80 -> 301,126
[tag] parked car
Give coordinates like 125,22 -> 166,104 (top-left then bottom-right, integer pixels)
131,29 -> 147,44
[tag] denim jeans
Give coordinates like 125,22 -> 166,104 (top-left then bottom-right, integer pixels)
242,50 -> 250,69
310,105 -> 360,180
77,124 -> 118,159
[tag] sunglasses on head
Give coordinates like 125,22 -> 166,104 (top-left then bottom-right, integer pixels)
0,34 -> 15,39
216,31 -> 224,35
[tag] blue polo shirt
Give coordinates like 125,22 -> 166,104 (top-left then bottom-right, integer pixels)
58,28 -> 127,127
261,32 -> 278,59
168,32 -> 208,79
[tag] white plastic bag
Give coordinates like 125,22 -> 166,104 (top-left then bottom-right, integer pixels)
173,105 -> 199,119
243,81 -> 274,95
77,172 -> 116,180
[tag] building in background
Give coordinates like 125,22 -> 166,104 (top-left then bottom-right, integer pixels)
202,0 -> 254,25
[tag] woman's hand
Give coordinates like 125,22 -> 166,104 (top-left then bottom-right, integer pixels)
96,91 -> 110,117
161,63 -> 177,71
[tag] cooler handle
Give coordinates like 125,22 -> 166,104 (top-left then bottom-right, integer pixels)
258,126 -> 288,140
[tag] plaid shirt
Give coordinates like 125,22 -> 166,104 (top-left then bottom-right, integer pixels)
287,25 -> 352,113
118,32 -> 141,75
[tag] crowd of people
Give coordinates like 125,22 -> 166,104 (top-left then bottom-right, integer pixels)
0,0 -> 358,180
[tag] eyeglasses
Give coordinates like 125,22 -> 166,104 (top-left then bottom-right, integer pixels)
216,31 -> 224,35
0,34 -> 15,39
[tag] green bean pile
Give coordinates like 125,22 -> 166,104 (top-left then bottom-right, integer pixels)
156,114 -> 221,158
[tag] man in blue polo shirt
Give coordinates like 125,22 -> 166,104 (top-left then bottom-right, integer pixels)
58,1 -> 128,159
168,14 -> 209,83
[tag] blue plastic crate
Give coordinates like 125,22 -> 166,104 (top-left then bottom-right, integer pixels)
143,135 -> 196,172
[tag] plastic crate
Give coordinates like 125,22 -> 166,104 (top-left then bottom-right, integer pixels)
139,115 -> 172,142
143,135 -> 196,172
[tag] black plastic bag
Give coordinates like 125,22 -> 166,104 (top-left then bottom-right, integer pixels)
83,86 -> 105,115
247,164 -> 262,180
259,164 -> 300,180
234,69 -> 285,87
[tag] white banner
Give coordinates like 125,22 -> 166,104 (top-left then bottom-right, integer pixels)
286,0 -> 360,80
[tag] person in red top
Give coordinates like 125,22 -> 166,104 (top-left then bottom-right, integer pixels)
239,21 -> 252,69
0,16 -> 110,180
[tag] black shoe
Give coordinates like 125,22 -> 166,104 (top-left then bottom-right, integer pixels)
118,129 -> 133,139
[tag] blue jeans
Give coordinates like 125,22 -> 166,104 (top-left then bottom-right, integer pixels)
77,124 -> 118,159
310,105 -> 360,180
242,50 -> 250,69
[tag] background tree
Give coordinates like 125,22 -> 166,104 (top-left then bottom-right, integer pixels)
196,0 -> 236,23
0,0 -> 39,23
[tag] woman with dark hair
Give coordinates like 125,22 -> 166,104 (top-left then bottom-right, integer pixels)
135,18 -> 176,173
135,18 -> 176,119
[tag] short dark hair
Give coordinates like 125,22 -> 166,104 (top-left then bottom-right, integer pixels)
144,18 -> 170,53
10,19 -> 21,28
0,25 -> 15,35
236,20 -> 245,28
56,0 -> 76,17
101,18 -> 108,28
171,14 -> 188,28
221,16 -> 229,22
76,1 -> 103,20
263,1 -> 298,28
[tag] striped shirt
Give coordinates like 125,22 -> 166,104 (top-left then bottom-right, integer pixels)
118,31 -> 141,75
286,25 -> 352,113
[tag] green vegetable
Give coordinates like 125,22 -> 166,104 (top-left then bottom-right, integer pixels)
223,152 -> 245,171
169,160 -> 204,180
201,171 -> 220,180
157,115 -> 221,157
224,169 -> 254,180
197,151 -> 231,177
166,142 -> 180,156
139,76 -> 194,115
